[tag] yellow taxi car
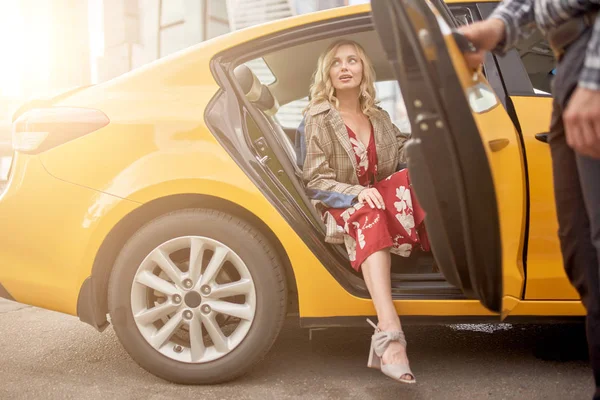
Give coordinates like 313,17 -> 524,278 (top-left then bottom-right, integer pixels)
0,0 -> 583,384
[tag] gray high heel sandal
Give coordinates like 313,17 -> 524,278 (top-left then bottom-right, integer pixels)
366,319 -> 416,384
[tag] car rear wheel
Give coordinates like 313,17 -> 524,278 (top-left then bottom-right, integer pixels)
108,208 -> 287,384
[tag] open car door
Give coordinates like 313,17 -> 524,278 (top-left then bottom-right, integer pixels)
372,0 -> 527,314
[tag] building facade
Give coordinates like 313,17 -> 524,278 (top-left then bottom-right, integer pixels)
95,0 -> 349,82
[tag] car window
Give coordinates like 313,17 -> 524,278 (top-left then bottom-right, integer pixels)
376,81 -> 411,134
244,58 -> 276,85
275,81 -> 411,133
515,35 -> 554,94
277,97 -> 308,130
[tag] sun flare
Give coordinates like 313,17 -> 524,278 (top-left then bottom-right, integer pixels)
0,2 -> 54,98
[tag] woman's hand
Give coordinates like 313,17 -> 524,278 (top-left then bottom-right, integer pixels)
358,187 -> 385,209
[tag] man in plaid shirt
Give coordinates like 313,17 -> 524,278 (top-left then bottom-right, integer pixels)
460,2 -> 600,398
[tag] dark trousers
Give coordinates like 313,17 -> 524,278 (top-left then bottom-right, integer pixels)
549,27 -> 600,400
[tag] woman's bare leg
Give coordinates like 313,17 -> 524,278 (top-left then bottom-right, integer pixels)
362,248 -> 413,381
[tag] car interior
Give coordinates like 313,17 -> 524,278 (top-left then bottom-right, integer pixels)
514,31 -> 555,94
227,28 -> 463,298
235,30 -> 406,182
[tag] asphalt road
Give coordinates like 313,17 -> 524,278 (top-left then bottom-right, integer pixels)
0,299 -> 595,400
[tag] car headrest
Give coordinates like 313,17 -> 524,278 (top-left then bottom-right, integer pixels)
255,85 -> 279,117
233,64 -> 262,102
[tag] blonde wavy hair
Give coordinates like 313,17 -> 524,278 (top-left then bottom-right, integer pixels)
305,39 -> 379,117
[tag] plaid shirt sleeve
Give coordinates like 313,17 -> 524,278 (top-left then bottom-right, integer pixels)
302,116 -> 365,197
488,0 -> 538,54
580,16 -> 600,90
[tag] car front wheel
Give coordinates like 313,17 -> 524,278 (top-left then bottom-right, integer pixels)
108,208 -> 287,384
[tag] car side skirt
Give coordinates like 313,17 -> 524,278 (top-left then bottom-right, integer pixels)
300,301 -> 586,327
301,314 -> 584,328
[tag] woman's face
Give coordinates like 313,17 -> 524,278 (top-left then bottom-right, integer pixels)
329,44 -> 363,92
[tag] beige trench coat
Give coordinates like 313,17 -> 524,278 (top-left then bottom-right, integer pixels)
301,101 -> 409,244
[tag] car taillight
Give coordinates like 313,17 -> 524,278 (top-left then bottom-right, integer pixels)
11,107 -> 109,154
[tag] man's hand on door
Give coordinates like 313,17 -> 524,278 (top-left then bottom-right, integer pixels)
564,87 -> 600,159
457,19 -> 506,70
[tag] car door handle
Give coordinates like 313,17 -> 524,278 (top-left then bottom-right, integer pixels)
535,133 -> 549,143
488,138 -> 509,152
452,31 -> 478,53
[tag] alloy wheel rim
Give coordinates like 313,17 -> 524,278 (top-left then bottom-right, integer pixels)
130,236 -> 256,363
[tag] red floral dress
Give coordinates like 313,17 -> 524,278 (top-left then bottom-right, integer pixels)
323,124 -> 430,271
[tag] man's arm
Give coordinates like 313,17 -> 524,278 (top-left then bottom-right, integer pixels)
487,0 -> 537,53
458,0 -> 535,71
459,0 -> 600,159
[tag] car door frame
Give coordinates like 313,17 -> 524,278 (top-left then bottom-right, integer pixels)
207,0 -> 533,312
207,12 -> 471,301
206,14 -> 375,299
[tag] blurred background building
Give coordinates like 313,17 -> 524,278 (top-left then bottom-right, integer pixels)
0,0 -> 409,181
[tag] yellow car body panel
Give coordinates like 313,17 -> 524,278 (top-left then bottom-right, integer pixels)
472,100 -> 528,312
0,154 -> 138,314
510,96 -> 580,299
442,35 -> 527,310
0,2 -> 584,324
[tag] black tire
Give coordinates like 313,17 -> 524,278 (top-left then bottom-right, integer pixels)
108,208 -> 287,384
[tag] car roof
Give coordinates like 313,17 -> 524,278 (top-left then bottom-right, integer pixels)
251,0 -> 493,105
211,0 -> 499,55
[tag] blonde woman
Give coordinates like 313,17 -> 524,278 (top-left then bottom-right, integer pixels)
302,40 -> 430,384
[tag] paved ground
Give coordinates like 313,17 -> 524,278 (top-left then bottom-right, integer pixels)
0,298 -> 595,400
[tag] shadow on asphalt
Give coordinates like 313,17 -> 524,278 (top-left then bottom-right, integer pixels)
270,318 -> 590,363
1,305 -> 593,399
239,319 -> 590,382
